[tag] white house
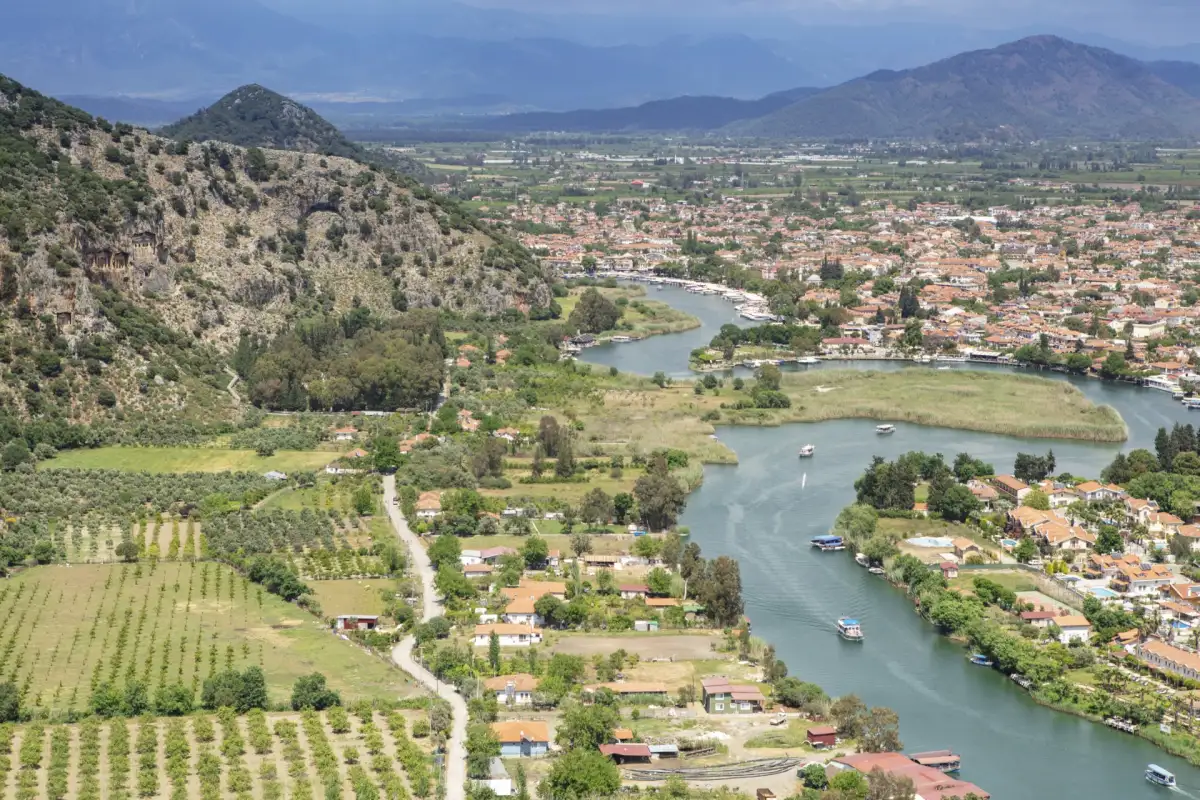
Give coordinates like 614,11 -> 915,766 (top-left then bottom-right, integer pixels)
503,595 -> 542,627
415,491 -> 442,519
1055,615 -> 1093,645
473,623 -> 543,647
484,674 -> 537,706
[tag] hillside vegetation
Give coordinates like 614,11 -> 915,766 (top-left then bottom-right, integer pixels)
0,74 -> 550,432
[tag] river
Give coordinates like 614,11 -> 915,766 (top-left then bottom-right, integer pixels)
581,284 -> 1200,798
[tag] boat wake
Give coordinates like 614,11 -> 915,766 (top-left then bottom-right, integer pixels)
1171,786 -> 1200,800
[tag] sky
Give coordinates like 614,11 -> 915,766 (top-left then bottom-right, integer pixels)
441,0 -> 1200,45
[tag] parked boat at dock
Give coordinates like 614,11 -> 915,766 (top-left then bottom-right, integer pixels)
854,553 -> 869,567
968,654 -> 994,667
796,356 -> 820,365
908,750 -> 961,773
811,535 -> 846,551
837,618 -> 864,641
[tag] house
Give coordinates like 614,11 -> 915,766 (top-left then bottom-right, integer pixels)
491,721 -> 550,757
1178,525 -> 1200,552
619,584 -> 649,600
829,753 -> 989,800
992,474 -> 1030,503
1147,511 -> 1185,536
1020,611 -> 1057,629
582,554 -> 621,571
333,426 -> 359,441
1165,583 -> 1200,607
1084,552 -> 1141,580
484,674 -> 537,706
494,427 -> 521,442
334,615 -> 379,632
1038,482 -> 1078,509
473,624 -> 543,647
951,538 -> 981,562
415,492 -> 442,519
939,562 -> 958,580
1055,615 -> 1093,645
700,677 -> 766,713
1138,639 -> 1200,681
475,758 -> 512,797
503,595 -> 542,627
967,481 -> 999,510
806,725 -> 838,748
598,744 -> 652,765
1112,562 -> 1174,597
502,579 -> 567,602
612,728 -> 634,743
464,563 -> 494,577
644,597 -> 681,609
1074,481 -> 1126,503
1037,522 -> 1096,552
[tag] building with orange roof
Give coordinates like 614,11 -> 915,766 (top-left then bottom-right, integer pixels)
491,721 -> 549,756
484,674 -> 538,705
1138,639 -> 1200,682
473,623 -> 543,647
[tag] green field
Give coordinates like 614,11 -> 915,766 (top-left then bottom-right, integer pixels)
309,579 -> 395,617
3,563 -> 414,713
43,447 -> 336,474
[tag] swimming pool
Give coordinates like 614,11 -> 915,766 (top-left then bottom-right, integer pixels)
906,537 -> 955,548
1088,587 -> 1118,599
1000,538 -> 1018,549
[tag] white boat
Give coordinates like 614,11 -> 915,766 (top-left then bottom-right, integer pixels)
837,618 -> 864,642
876,424 -> 896,435
798,444 -> 816,458
1146,375 -> 1182,394
868,566 -> 885,575
854,553 -> 869,567
916,355 -> 933,364
1146,764 -> 1175,787
936,366 -> 951,371
796,356 -> 820,365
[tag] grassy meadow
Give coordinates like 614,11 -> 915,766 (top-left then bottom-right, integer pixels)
3,563 -> 414,714
715,369 -> 1128,442
43,447 -> 335,474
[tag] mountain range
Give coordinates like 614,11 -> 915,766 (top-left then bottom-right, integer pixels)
7,0 -> 1200,113
455,37 -> 1200,140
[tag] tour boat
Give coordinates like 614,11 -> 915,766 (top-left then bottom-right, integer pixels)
968,654 -> 994,667
837,618 -> 864,641
876,424 -> 896,435
1146,764 -> 1176,787
798,444 -> 816,458
811,535 -> 846,551
1184,397 -> 1200,410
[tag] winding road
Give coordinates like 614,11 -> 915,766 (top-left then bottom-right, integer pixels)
384,475 -> 468,800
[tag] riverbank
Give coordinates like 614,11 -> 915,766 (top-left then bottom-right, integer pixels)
722,369 -> 1128,442
561,283 -> 702,342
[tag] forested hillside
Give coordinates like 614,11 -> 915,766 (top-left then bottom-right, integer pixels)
0,74 -> 551,436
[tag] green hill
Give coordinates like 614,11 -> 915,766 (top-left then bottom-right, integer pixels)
0,73 -> 550,435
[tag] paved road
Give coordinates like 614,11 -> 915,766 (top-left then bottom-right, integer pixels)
384,476 -> 468,800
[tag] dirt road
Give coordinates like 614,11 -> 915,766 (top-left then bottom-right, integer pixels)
385,475 -> 467,800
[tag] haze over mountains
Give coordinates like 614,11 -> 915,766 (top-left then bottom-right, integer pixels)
7,0 -> 1200,114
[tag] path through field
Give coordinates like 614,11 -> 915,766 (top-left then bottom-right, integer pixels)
384,475 -> 468,800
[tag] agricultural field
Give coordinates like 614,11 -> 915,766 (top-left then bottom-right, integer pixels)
43,447 -> 336,474
1,563 -> 413,714
0,706 -> 436,800
309,580 -> 396,618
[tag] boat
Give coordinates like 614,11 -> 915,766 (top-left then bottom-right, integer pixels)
936,366 -> 951,371
798,444 -> 816,458
908,751 -> 961,773
609,335 -> 634,343
796,356 -> 820,365
1010,674 -> 1033,690
854,553 -> 869,567
916,355 -> 933,364
868,566 -> 885,575
811,535 -> 846,551
876,424 -> 896,435
837,618 -> 864,641
1146,764 -> 1176,787
1184,397 -> 1200,410
968,654 -> 994,667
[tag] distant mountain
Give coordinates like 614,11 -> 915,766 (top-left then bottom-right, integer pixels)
463,87 -> 822,133
160,85 -> 363,159
1148,60 -> 1200,98
737,36 -> 1200,140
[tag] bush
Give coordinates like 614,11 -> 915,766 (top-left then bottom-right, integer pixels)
154,683 -> 195,716
290,673 -> 342,711
411,719 -> 431,738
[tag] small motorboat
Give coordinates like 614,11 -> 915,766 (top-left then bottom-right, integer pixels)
796,356 -> 820,365
968,654 -> 994,667
876,424 -> 896,435
854,553 -> 869,567
868,566 -> 885,575
798,444 -> 816,458
837,618 -> 864,642
811,535 -> 846,551
1146,764 -> 1176,787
